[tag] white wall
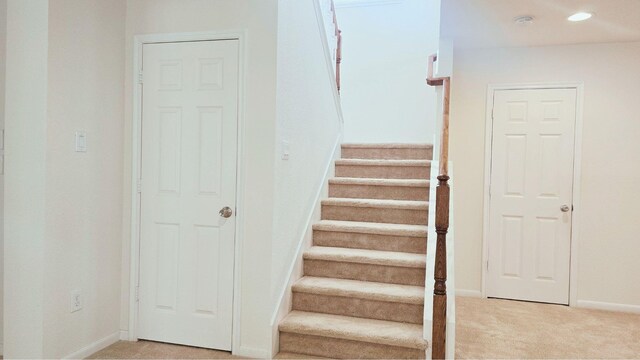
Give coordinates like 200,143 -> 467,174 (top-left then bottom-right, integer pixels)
123,1 -> 279,356
4,0 -> 49,357
451,42 -> 640,309
43,1 -> 126,358
0,0 -> 6,353
337,0 -> 440,143
4,1 -> 126,357
271,0 -> 343,337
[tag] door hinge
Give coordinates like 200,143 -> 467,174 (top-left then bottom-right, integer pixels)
137,179 -> 142,193
138,72 -> 144,84
486,260 -> 489,272
135,286 -> 140,302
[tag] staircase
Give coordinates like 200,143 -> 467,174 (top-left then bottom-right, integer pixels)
277,143 -> 433,359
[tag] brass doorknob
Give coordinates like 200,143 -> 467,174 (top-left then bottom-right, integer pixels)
219,207 -> 233,218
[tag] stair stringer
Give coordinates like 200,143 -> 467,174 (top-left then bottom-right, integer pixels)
270,136 -> 342,357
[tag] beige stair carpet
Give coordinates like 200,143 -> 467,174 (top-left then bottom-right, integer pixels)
278,144 -> 432,359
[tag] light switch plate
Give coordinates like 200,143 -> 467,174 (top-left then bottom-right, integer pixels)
75,131 -> 87,152
281,140 -> 290,160
70,289 -> 83,313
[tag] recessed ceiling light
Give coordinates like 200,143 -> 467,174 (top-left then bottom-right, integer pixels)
514,15 -> 535,25
568,12 -> 593,22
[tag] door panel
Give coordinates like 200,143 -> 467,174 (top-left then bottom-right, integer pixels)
138,40 -> 239,350
487,88 -> 576,305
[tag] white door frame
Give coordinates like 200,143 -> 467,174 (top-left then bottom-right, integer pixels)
129,30 -> 247,353
482,82 -> 584,307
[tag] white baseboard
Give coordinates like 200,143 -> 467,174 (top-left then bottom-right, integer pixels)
119,330 -> 129,340
455,289 -> 482,298
0,342 -> 3,356
576,300 -> 640,314
62,331 -> 120,359
270,135 -> 342,326
233,345 -> 272,359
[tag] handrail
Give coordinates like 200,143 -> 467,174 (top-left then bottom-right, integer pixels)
330,0 -> 342,92
426,53 -> 451,360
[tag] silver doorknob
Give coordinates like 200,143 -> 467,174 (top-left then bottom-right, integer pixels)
219,206 -> 233,218
560,205 -> 570,213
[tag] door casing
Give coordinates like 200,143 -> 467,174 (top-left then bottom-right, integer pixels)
129,30 -> 247,354
481,82 -> 584,306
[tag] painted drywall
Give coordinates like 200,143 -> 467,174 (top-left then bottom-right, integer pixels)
3,0 -> 49,357
4,1 -> 126,357
123,1 -> 278,356
42,1 -> 126,358
451,42 -> 640,308
336,0 -> 440,143
0,0 -> 6,352
271,0 -> 343,335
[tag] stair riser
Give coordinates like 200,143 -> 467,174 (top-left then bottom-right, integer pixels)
329,183 -> 429,201
304,259 -> 425,286
313,230 -> 426,254
342,147 -> 432,161
293,292 -> 423,324
335,164 -> 430,179
322,204 -> 428,225
279,332 -> 425,359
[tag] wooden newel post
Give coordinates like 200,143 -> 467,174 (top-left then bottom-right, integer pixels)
427,53 -> 451,360
432,174 -> 450,359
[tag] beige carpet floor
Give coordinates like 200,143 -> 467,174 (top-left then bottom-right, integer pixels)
456,296 -> 640,359
88,340 -> 245,359
88,297 -> 640,359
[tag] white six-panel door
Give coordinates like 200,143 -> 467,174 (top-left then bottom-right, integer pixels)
487,88 -> 577,305
138,40 -> 239,350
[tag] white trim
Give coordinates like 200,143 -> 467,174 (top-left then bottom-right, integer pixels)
234,345 -> 272,359
62,332 -> 120,359
269,135 -> 341,357
0,342 -> 3,356
313,0 -> 344,125
119,330 -> 129,341
128,31 -> 248,354
576,300 -> 640,314
334,0 -> 402,8
270,135 -> 341,325
230,31 -> 249,358
569,85 -> 584,307
455,289 -> 482,298
481,82 -> 585,306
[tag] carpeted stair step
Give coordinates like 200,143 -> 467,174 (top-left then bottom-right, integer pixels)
303,246 -> 426,286
341,143 -> 433,160
329,177 -> 430,201
313,220 -> 427,254
292,277 -> 424,324
278,143 -> 433,359
274,352 -> 332,359
279,311 -> 427,359
322,198 -> 428,226
335,159 -> 431,180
